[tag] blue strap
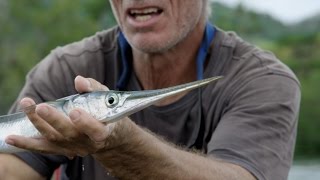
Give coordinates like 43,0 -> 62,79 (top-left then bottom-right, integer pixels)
117,32 -> 131,90
117,22 -> 216,89
196,23 -> 216,80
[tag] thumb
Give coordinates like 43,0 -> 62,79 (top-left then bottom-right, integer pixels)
75,76 -> 109,93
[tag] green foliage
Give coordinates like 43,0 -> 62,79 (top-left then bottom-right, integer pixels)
0,0 -> 116,113
273,31 -> 320,158
0,0 -> 319,158
210,2 -> 287,41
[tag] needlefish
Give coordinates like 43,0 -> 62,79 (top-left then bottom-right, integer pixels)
0,76 -> 222,153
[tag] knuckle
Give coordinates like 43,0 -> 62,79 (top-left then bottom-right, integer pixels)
54,126 -> 64,133
46,134 -> 58,142
28,113 -> 42,124
46,116 -> 59,125
94,141 -> 106,150
44,133 -> 64,143
65,132 -> 81,141
92,131 -> 108,142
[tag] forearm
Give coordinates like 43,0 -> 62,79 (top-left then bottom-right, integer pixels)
0,154 -> 45,180
93,121 -> 256,180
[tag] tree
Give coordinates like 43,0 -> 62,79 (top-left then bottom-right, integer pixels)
0,0 -> 116,114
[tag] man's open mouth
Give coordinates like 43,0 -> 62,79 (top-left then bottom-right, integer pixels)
128,8 -> 163,22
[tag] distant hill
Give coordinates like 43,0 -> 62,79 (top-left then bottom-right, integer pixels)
290,14 -> 320,35
209,2 -> 320,41
209,2 -> 287,41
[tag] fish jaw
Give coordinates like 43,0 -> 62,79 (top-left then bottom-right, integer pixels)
99,76 -> 222,123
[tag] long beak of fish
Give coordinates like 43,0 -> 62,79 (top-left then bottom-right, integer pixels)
103,76 -> 222,123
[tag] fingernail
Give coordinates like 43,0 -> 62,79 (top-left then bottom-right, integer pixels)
5,138 -> 15,146
21,101 -> 32,108
37,106 -> 49,117
70,110 -> 81,122
20,98 -> 35,112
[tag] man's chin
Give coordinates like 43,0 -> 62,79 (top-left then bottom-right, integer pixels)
130,39 -> 179,54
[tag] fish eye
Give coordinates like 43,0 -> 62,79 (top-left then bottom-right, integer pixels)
106,93 -> 119,108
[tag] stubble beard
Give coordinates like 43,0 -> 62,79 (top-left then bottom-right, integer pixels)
127,21 -> 196,54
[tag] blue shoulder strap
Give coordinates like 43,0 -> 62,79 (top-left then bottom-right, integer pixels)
117,32 -> 132,90
196,23 -> 216,80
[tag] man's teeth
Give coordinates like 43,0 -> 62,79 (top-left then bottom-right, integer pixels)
135,15 -> 152,22
130,8 -> 159,15
130,8 -> 161,22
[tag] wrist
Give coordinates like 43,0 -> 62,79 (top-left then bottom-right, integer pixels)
92,119 -> 173,179
93,117 -> 141,156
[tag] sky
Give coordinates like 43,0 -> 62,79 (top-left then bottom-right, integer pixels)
212,0 -> 320,24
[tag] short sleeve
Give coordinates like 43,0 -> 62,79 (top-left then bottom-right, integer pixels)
207,74 -> 300,180
14,152 -> 68,177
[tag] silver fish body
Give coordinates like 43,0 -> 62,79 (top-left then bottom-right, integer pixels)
0,76 -> 222,153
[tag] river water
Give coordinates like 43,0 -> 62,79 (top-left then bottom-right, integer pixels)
288,160 -> 320,180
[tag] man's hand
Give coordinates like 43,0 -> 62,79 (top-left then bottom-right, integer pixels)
5,76 -> 133,157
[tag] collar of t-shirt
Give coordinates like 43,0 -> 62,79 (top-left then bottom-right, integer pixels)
116,22 -> 216,90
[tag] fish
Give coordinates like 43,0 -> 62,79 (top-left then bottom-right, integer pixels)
0,76 -> 222,153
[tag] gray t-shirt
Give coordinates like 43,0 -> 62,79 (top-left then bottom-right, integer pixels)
10,27 -> 300,180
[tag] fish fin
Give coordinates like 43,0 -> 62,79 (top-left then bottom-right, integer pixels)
46,94 -> 79,108
56,94 -> 79,101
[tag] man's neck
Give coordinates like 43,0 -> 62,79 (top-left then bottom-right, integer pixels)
132,21 -> 206,91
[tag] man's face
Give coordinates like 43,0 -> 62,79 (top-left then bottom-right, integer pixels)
109,0 -> 206,53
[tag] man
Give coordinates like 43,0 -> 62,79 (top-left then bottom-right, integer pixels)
0,0 -> 300,179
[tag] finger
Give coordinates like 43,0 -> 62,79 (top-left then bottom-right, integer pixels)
69,109 -> 112,143
75,75 -> 108,93
5,136 -> 76,157
20,98 -> 61,140
86,77 -> 109,91
20,97 -> 36,113
35,104 -> 79,139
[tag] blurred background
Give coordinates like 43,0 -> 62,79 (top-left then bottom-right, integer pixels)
0,0 -> 319,179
